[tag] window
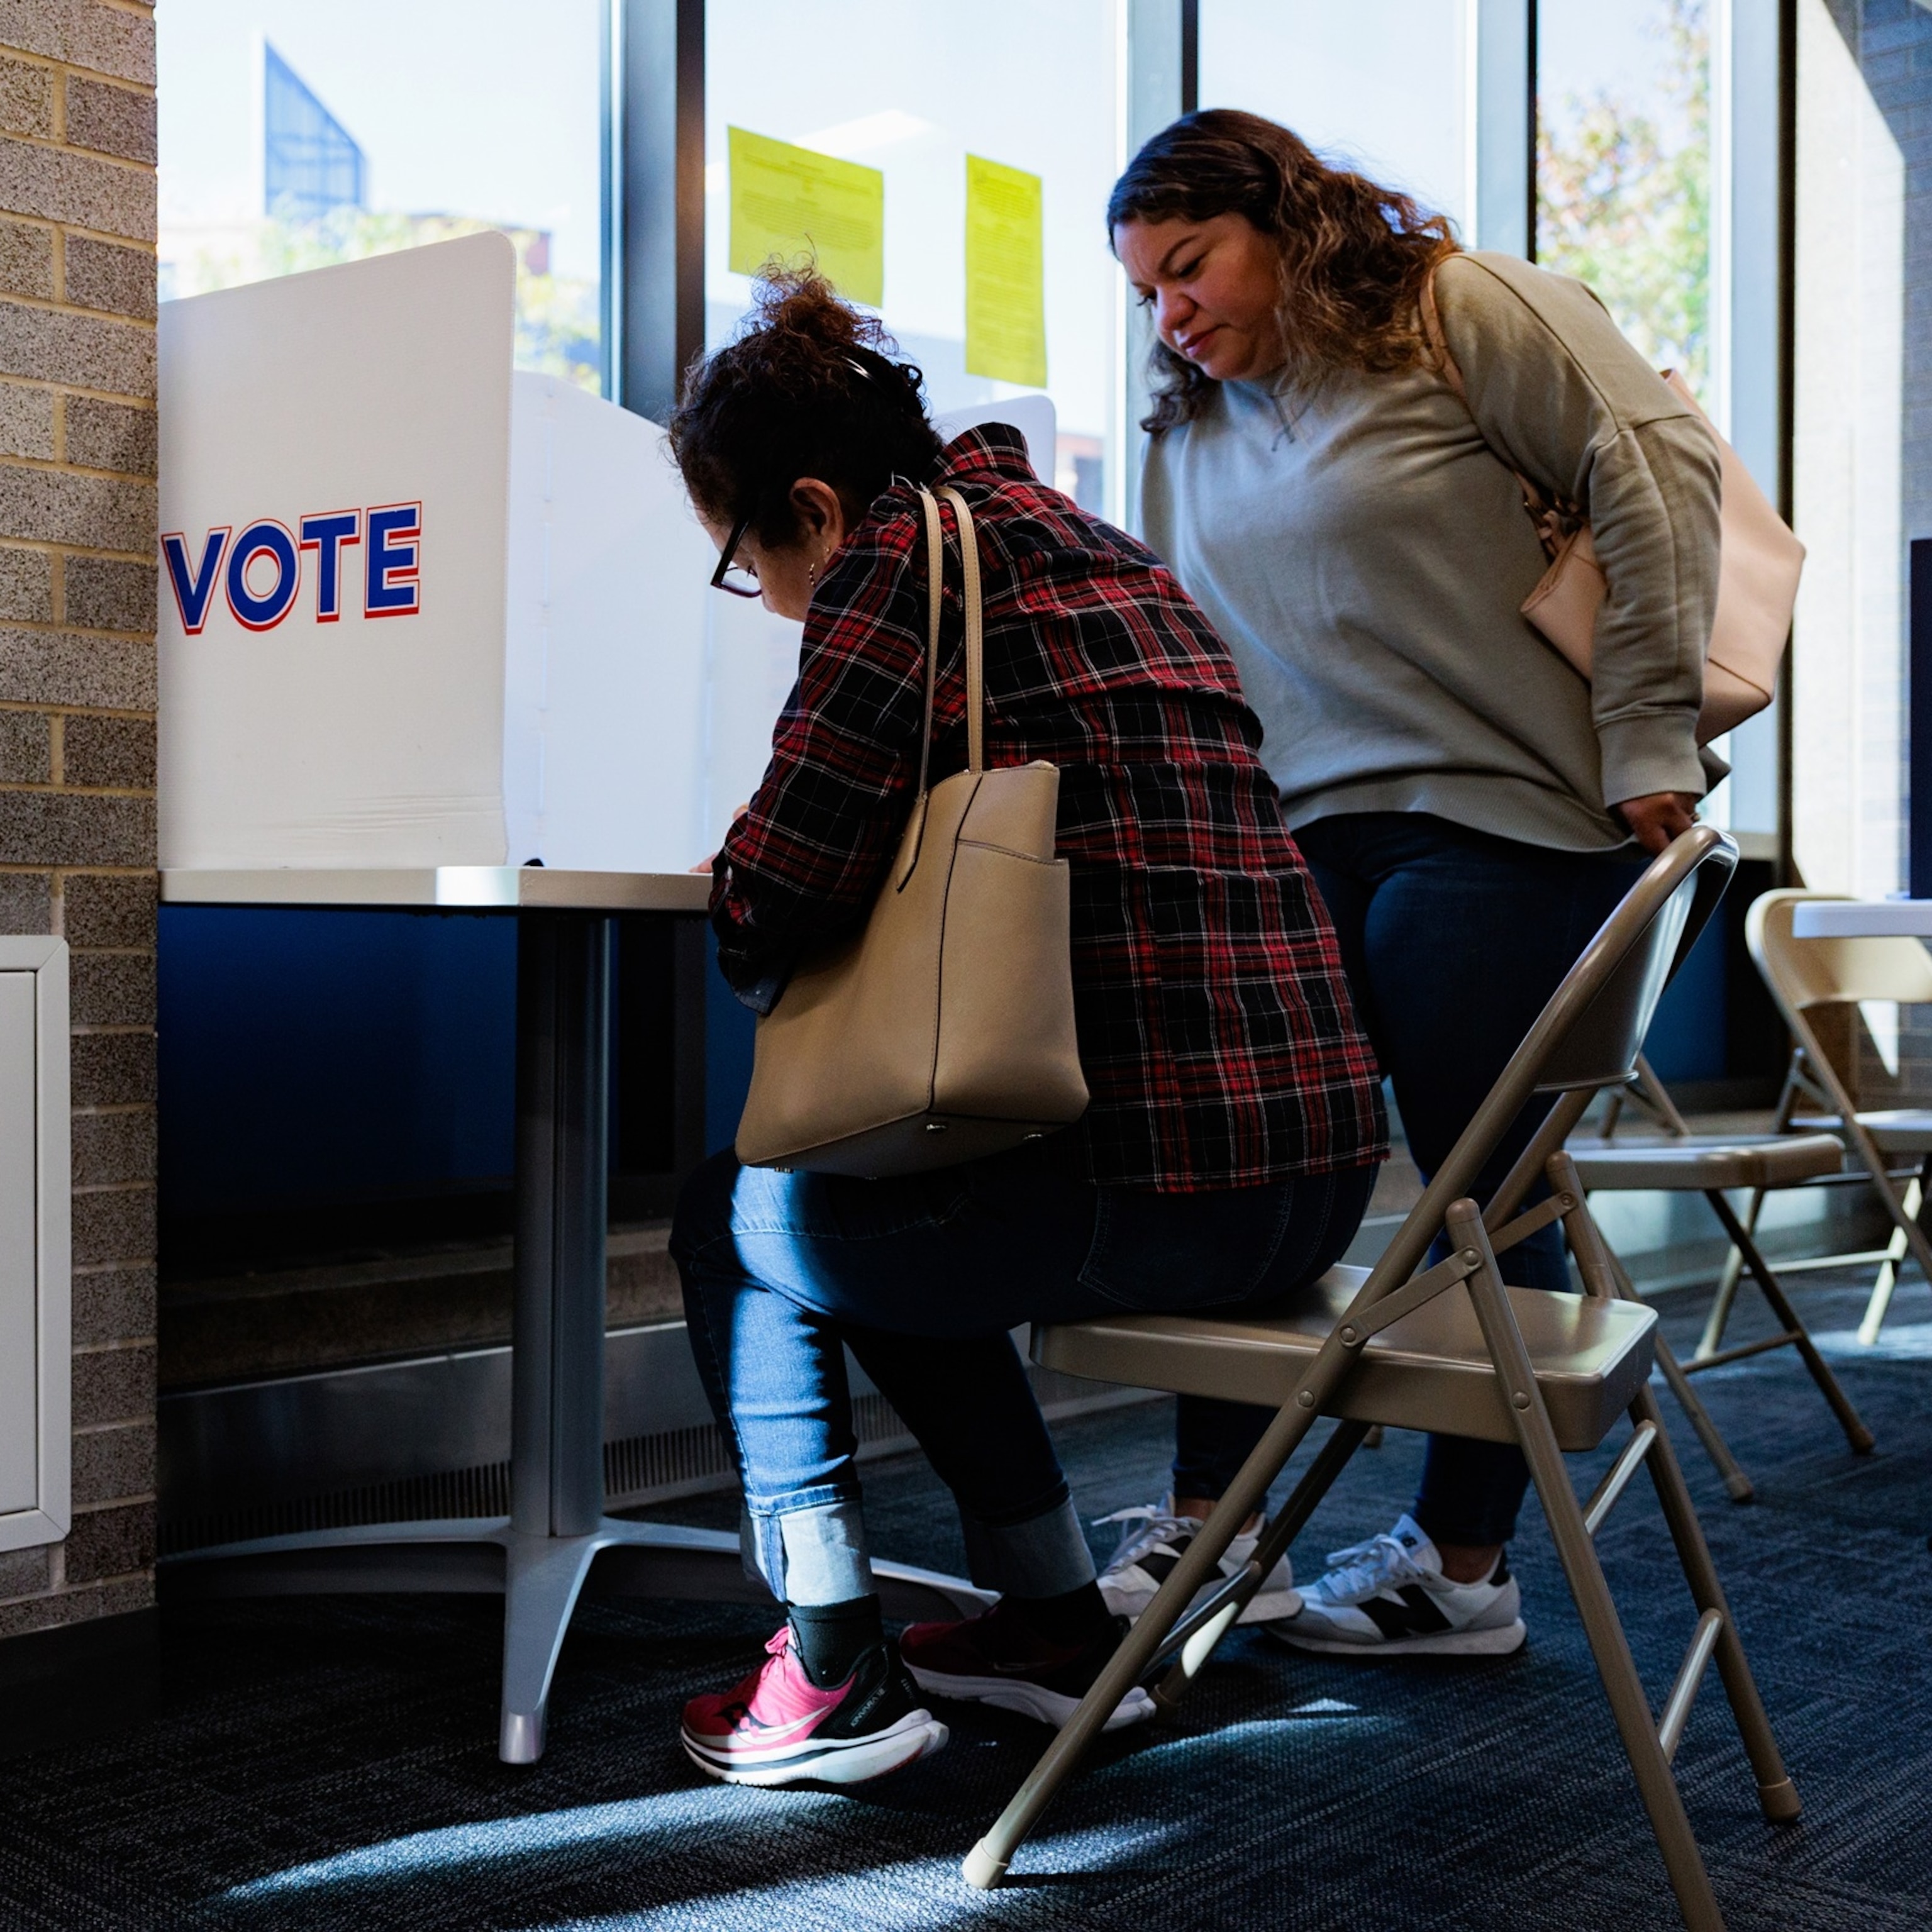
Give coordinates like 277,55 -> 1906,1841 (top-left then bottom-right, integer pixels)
1197,1 -> 1475,240
1536,0 -> 1713,398
1789,0 -> 1929,907
157,1 -> 606,391
702,0 -> 1124,517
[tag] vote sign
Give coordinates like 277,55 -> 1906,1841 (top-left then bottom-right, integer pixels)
158,235 -> 513,868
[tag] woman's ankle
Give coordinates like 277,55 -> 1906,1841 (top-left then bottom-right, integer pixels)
1433,1542 -> 1504,1585
1172,1495 -> 1263,1535
789,1594 -> 884,1686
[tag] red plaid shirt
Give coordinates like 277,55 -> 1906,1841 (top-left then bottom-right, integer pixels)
712,425 -> 1386,1190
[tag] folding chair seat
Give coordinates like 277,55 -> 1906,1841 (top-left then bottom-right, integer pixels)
1036,1265 -> 1656,1452
962,828 -> 1798,1932
1563,1123 -> 1872,1494
1735,890 -> 1932,1346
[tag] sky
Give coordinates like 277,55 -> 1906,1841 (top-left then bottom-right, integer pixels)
155,0 -> 605,281
1198,0 -> 1471,232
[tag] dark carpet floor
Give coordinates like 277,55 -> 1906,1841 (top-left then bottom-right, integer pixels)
3,1269 -> 1929,1931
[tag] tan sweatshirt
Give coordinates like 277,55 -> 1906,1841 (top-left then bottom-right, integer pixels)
1138,249 -> 1719,852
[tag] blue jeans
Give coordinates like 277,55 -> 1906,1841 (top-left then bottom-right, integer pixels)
671,1143 -> 1376,1605
1174,812 -> 1648,1547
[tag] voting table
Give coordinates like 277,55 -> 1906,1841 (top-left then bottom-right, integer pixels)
150,236 -> 1037,1760
1790,901 -> 1932,941
158,864 -> 988,1763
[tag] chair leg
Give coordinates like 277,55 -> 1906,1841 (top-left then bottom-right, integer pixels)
962,1360 -> 1336,1889
1701,1055 -> 1804,1360
1450,1202 -> 1727,1932
1703,1190 -> 1875,1454
1821,1096 -> 1932,1333
1858,1168 -> 1924,1346
1150,1418 -> 1370,1711
1563,1186 -> 1755,1504
1699,1187 -> 1760,1362
1626,1380 -> 1802,1826
1652,1335 -> 1758,1504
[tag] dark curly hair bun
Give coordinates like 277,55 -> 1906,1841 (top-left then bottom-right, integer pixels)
669,265 -> 945,547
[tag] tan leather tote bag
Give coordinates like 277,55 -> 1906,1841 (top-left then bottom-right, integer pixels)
1421,274 -> 1804,744
733,484 -> 1090,1178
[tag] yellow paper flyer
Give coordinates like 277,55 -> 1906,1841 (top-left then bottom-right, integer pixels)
965,154 -> 1046,388
728,126 -> 884,306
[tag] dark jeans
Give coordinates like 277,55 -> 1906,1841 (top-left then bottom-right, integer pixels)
671,1142 -> 1375,1606
1174,811 -> 1647,1548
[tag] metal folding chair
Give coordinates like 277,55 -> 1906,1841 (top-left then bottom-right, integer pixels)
962,828 -> 1797,1932
1732,890 -> 1932,1347
1565,1054 -> 1872,1494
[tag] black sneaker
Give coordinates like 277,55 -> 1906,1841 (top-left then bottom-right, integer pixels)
899,1598 -> 1157,1730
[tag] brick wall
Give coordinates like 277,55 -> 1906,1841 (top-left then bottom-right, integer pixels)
0,0 -> 156,1637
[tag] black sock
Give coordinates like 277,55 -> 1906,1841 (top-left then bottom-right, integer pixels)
1008,1580 -> 1111,1646
789,1596 -> 884,1687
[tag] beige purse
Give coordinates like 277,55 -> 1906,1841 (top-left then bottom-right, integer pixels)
1421,274 -> 1804,745
733,484 -> 1090,1178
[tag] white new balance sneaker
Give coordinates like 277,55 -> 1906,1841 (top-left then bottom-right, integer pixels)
1263,1513 -> 1526,1657
1094,1498 -> 1301,1625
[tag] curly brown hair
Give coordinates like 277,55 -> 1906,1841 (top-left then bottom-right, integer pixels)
1106,109 -> 1459,431
668,265 -> 943,547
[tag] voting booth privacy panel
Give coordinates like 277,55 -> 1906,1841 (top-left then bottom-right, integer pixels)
162,235 -> 734,874
157,234 -> 1060,874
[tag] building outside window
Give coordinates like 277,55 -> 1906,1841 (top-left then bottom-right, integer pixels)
157,1 -> 606,391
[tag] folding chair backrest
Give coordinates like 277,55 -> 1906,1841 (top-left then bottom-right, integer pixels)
1533,848 -> 1728,1094
1363,826 -> 1738,1295
1748,888 -> 1932,1014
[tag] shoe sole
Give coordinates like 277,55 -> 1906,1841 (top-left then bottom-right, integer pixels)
1263,1617 -> 1528,1658
681,1711 -> 949,1786
1102,1584 -> 1303,1626
905,1665 -> 1157,1731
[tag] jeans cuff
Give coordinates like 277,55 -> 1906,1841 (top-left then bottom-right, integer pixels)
741,1496 -> 875,1606
960,1495 -> 1095,1597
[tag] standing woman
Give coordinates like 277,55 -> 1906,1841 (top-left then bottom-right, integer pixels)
1096,109 -> 1717,1657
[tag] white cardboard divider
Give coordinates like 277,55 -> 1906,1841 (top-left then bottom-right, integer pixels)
158,235 -> 517,869
502,373 -> 711,871
158,234 -> 715,875
157,230 -> 1057,875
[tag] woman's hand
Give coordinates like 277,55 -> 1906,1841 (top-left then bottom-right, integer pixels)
1613,791 -> 1700,855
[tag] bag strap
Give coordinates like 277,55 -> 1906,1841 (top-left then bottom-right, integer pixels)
914,485 -> 945,798
1419,265 -> 1571,560
912,482 -> 988,784
938,485 -> 984,773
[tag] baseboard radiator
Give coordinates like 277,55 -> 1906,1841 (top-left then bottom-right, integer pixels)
158,1325 -> 1151,1559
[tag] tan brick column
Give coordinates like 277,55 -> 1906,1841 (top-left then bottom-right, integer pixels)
0,0 -> 157,1637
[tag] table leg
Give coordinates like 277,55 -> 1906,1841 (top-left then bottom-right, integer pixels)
510,910 -> 609,1543
162,908 -> 992,1765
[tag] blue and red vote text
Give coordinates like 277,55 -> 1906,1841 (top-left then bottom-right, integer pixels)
162,503 -> 422,633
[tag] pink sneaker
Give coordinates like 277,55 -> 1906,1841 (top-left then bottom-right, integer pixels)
680,1623 -> 949,1787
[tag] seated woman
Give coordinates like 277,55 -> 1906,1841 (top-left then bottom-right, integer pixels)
667,269 -> 1385,1789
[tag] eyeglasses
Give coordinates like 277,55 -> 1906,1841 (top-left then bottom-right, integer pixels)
710,512 -> 762,598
